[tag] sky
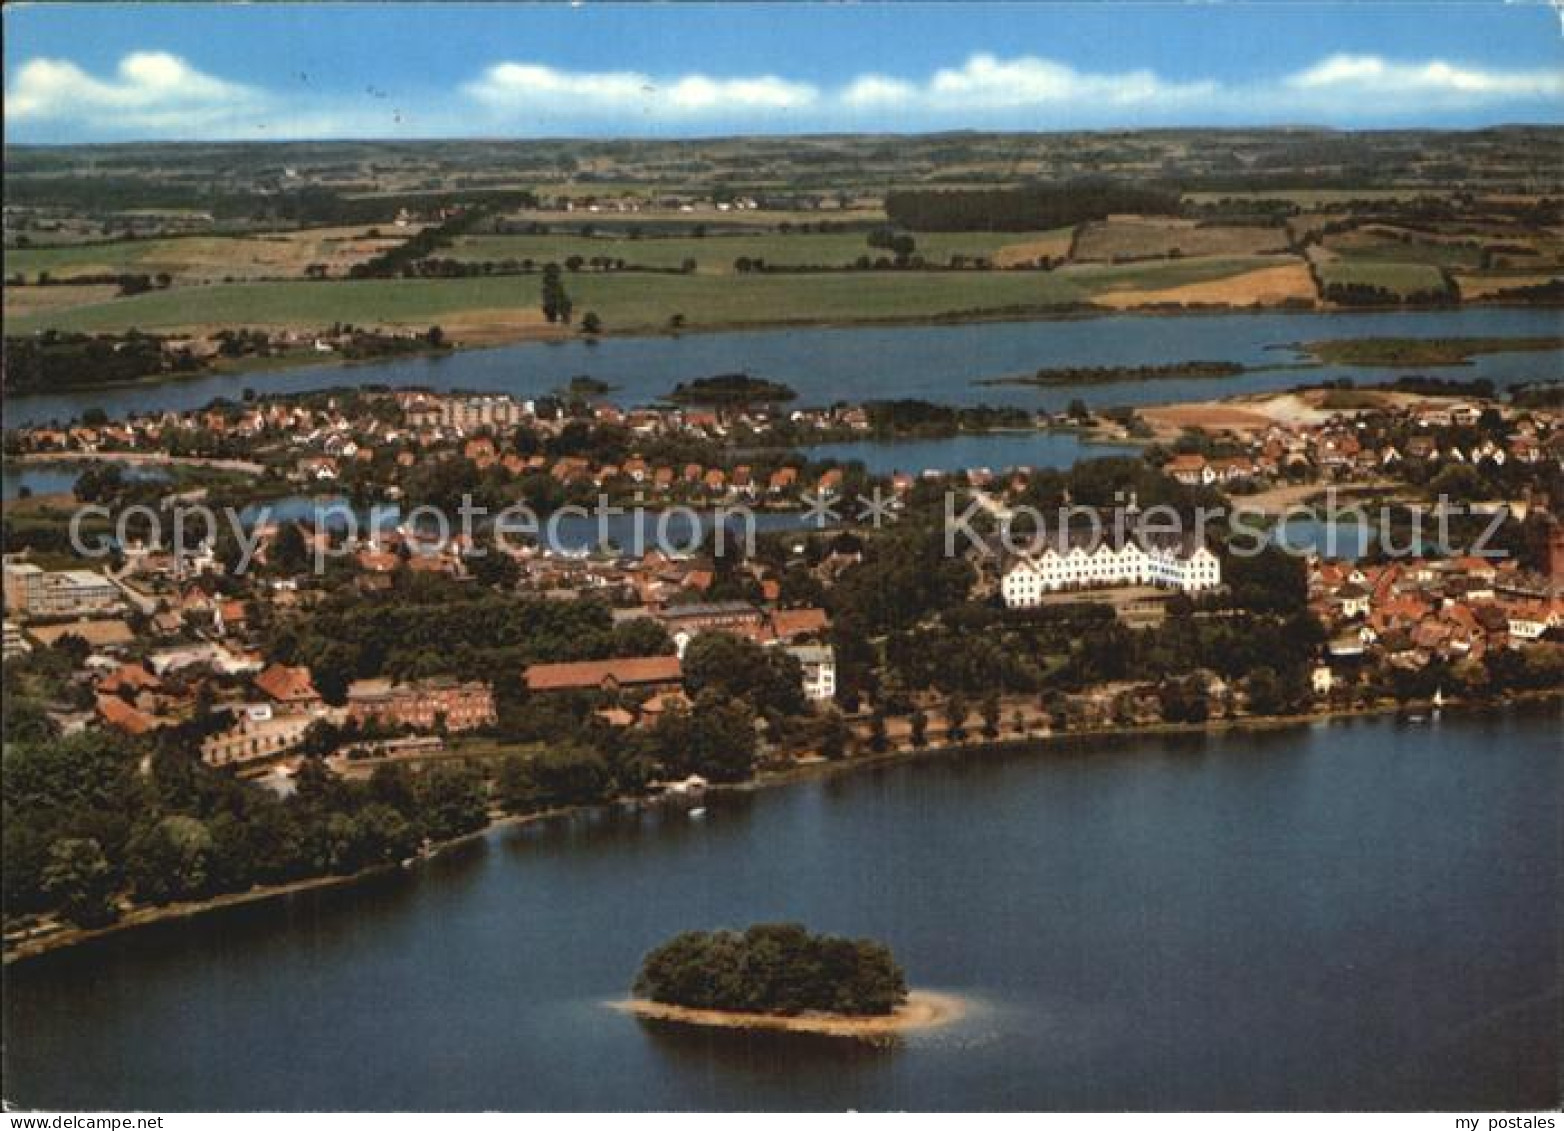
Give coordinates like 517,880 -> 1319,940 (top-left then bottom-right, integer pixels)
5,3 -> 1563,143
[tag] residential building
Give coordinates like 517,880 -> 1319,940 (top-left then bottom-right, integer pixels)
345,678 -> 496,732
786,644 -> 837,701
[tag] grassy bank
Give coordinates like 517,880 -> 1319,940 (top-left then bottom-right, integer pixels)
1301,335 -> 1564,367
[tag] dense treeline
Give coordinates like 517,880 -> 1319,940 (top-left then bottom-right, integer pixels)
1321,280 -> 1459,307
862,399 -> 1033,436
666,374 -> 798,406
266,575 -> 630,701
5,331 -> 203,393
347,202 -> 506,279
982,361 -> 1246,388
2,728 -> 489,929
884,179 -> 1180,232
634,924 -> 908,1016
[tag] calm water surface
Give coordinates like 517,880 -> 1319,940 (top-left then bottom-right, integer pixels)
5,707 -> 1558,1111
801,431 -> 1138,475
8,306 -> 1561,426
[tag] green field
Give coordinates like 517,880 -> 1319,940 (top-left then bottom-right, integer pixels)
6,255 -> 1301,337
448,230 -> 1063,272
4,272 -> 1084,335
1316,260 -> 1450,296
1329,239 -> 1484,269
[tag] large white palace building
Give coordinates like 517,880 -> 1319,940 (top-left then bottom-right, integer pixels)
1000,536 -> 1222,608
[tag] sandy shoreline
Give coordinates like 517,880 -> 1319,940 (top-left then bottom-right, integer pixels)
612,991 -> 966,1041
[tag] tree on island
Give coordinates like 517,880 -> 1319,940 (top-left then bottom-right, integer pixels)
666,373 -> 797,408
634,923 -> 908,1016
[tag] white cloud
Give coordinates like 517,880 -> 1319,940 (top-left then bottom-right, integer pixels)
464,62 -> 818,120
5,49 -> 1560,141
1285,53 -> 1564,102
840,74 -> 920,109
8,51 -> 266,132
913,54 -> 1217,111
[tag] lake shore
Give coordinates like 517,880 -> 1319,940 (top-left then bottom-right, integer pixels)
17,297 -> 1562,400
5,691 -> 1558,965
613,990 -> 966,1041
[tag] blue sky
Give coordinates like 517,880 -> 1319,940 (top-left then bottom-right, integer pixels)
6,3 -> 1562,142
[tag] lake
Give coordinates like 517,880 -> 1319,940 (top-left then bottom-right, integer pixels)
7,306 -> 1561,427
1,462 -> 171,501
4,705 -> 1557,1111
802,431 -> 1138,475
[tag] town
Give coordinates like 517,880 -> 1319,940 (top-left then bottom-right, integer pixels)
5,379 -> 1559,879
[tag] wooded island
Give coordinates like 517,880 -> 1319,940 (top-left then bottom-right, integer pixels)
633,923 -> 908,1017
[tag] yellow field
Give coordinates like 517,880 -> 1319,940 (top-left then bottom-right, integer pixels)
1092,261 -> 1318,309
6,225 -> 425,284
1072,218 -> 1291,262
990,228 -> 1078,267
3,283 -> 122,320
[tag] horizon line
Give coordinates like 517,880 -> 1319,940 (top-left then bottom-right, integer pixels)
8,121 -> 1564,149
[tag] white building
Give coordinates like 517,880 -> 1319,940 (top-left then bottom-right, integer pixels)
200,704 -> 318,768
1000,537 -> 1221,609
786,644 -> 837,702
3,563 -> 121,619
406,395 -> 529,431
3,620 -> 31,659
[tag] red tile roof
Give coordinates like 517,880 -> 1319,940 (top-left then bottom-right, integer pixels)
255,663 -> 320,704
96,694 -> 158,735
524,655 -> 682,692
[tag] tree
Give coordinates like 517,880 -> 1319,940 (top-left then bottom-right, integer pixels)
270,522 -> 310,575
3,697 -> 59,744
909,710 -> 929,748
74,463 -> 125,504
980,693 -> 1001,739
817,709 -> 850,760
652,692 -> 758,783
634,924 -> 907,1016
497,746 -> 611,813
467,544 -> 521,589
1245,667 -> 1285,716
611,617 -> 674,657
541,263 -> 573,324
412,762 -> 489,842
580,311 -> 603,335
943,694 -> 968,741
126,815 -> 214,904
683,633 -> 805,717
41,837 -> 119,927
